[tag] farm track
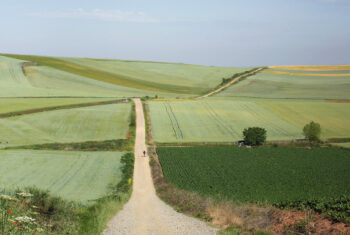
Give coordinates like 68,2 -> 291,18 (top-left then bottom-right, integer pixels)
102,98 -> 217,235
0,99 -> 128,118
196,67 -> 263,98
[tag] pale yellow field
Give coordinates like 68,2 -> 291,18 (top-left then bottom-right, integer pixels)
268,65 -> 350,71
262,70 -> 350,77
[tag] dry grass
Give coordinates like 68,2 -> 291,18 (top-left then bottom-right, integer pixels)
262,70 -> 350,77
268,65 -> 350,71
207,202 -> 244,228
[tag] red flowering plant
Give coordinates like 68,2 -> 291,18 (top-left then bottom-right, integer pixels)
0,192 -> 44,234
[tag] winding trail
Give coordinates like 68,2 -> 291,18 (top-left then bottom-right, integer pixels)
102,98 -> 217,235
196,67 -> 263,99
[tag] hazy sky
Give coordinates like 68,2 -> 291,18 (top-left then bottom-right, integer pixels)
0,0 -> 349,66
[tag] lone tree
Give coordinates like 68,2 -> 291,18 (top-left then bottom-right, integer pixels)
303,121 -> 321,142
243,127 -> 267,146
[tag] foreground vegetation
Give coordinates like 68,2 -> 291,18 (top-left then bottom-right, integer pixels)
0,152 -> 134,234
157,146 -> 350,222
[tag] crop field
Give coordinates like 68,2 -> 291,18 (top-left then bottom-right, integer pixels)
0,55 -> 182,98
0,98 -> 117,114
149,100 -> 303,142
216,70 -> 350,100
60,57 -> 249,93
332,143 -> 350,148
158,146 -> 350,221
0,150 -> 123,202
2,54 -> 249,96
269,65 -> 350,71
149,100 -> 350,143
0,103 -> 131,148
261,101 -> 350,139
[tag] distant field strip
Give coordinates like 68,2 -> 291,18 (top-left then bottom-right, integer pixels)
0,150 -> 123,202
269,65 -> 350,71
149,100 -> 302,143
2,54 -> 244,95
0,103 -> 131,148
217,72 -> 350,100
0,99 -> 127,118
332,143 -> 350,148
262,70 -> 350,77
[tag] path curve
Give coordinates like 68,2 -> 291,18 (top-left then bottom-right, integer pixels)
102,98 -> 217,235
196,67 -> 263,99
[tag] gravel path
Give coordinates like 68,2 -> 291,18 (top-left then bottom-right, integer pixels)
196,67 -> 263,98
102,98 -> 217,235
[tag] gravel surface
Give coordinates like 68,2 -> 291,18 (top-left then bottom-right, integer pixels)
102,98 -> 217,235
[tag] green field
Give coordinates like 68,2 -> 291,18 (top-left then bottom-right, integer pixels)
0,55 -> 185,98
0,98 -> 118,114
157,146 -> 350,221
0,103 -> 131,148
0,150 -> 123,202
216,71 -> 350,100
261,101 -> 350,139
1,54 -> 248,96
333,142 -> 350,148
61,57 -> 249,93
149,100 -> 350,143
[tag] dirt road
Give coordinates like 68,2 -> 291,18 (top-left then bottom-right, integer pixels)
196,67 -> 263,99
102,98 -> 217,235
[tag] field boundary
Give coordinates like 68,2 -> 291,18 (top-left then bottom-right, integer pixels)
196,67 -> 264,99
0,98 -> 129,118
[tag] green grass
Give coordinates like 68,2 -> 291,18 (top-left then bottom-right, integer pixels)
61,57 -> 249,93
157,146 -> 350,222
148,100 -> 302,142
2,54 -> 249,95
332,142 -> 350,148
216,72 -> 350,100
0,98 -> 118,114
149,100 -> 350,142
260,102 -> 350,139
0,55 -> 183,98
0,103 -> 131,148
0,150 -> 124,203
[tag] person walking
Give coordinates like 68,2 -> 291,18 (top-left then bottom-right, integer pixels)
143,150 -> 146,157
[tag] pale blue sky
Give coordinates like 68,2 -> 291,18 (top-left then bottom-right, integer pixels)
0,0 -> 349,66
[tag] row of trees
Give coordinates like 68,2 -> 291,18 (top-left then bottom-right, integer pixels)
242,121 -> 321,146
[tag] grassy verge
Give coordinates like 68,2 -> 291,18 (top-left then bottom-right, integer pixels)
78,152 -> 134,234
77,102 -> 136,234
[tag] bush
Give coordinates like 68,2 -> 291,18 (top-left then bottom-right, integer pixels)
243,127 -> 267,146
303,121 -> 321,142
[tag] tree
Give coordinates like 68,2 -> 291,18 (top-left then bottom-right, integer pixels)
243,127 -> 267,146
303,121 -> 321,142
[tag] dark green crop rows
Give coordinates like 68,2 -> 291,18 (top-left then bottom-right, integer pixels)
157,146 -> 350,222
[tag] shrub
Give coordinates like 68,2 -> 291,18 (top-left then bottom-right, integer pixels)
303,121 -> 321,142
242,127 -> 267,146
